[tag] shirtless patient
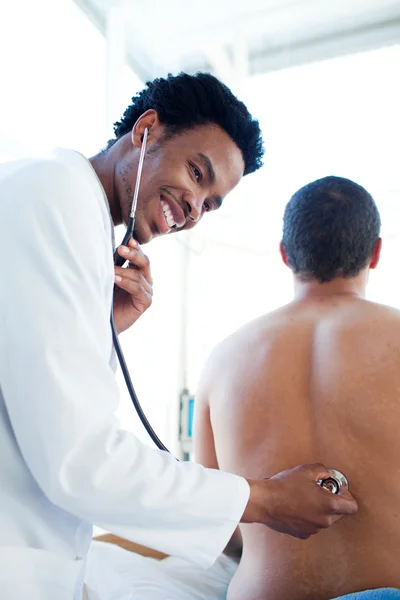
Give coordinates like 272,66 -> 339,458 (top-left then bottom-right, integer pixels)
194,176 -> 400,600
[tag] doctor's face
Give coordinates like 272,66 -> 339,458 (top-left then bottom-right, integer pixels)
115,123 -> 244,245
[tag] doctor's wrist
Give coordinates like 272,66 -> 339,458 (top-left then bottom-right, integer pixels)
240,479 -> 270,524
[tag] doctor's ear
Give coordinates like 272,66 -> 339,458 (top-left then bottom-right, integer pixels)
131,110 -> 161,148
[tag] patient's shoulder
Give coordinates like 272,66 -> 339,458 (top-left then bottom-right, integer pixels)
221,305 -> 294,347
352,299 -> 400,341
202,306 -> 291,379
364,299 -> 400,320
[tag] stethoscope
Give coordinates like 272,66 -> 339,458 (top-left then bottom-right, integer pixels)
110,127 -> 171,455
109,128 -> 349,493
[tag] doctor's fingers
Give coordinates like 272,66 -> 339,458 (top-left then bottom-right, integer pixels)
117,241 -> 152,284
114,266 -> 153,295
114,276 -> 153,311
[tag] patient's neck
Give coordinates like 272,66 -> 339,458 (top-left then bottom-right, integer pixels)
293,272 -> 368,302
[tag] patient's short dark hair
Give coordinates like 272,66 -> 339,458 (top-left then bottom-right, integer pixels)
282,176 -> 381,283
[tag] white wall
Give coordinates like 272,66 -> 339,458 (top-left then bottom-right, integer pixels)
0,0 -> 143,157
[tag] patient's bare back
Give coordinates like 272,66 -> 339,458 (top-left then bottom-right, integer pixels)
209,297 -> 400,600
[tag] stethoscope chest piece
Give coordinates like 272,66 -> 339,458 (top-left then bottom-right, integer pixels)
318,469 -> 349,494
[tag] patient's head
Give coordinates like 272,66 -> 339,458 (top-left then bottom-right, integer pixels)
281,176 -> 381,283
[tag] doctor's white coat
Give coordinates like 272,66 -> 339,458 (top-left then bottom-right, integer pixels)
0,150 -> 249,599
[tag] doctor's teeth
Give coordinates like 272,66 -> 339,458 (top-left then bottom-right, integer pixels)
161,201 -> 176,227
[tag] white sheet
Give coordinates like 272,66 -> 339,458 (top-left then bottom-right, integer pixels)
85,541 -> 238,600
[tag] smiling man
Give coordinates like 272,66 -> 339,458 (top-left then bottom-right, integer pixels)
90,72 -> 262,245
0,73 -> 357,600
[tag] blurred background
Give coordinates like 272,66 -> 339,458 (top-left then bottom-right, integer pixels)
1,0 -> 400,460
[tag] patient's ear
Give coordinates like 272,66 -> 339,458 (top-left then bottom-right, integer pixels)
369,238 -> 382,270
280,241 -> 290,268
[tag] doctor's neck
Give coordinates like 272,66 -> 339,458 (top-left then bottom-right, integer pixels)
90,138 -> 138,227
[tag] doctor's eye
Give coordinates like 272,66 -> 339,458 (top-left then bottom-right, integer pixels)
204,201 -> 211,212
191,164 -> 202,183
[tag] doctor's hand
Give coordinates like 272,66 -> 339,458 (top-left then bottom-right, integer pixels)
242,463 -> 358,539
113,239 -> 153,334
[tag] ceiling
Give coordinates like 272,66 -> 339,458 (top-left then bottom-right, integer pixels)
74,0 -> 400,82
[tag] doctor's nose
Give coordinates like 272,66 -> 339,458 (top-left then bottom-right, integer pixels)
184,195 -> 202,223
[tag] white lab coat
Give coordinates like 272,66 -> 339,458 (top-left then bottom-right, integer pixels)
0,149 -> 250,600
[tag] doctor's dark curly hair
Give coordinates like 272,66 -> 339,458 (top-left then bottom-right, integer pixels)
106,72 -> 264,176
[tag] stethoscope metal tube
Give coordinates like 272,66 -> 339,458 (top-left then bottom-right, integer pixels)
114,128 -> 149,268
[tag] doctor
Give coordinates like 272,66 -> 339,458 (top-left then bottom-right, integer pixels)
0,72 -> 357,600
